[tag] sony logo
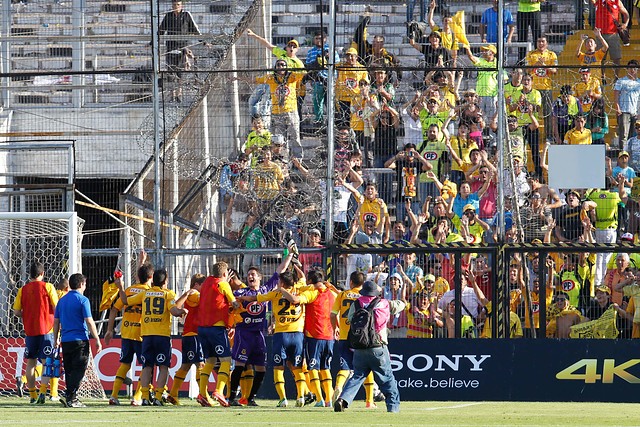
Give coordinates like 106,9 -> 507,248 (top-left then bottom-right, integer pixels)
390,354 -> 492,372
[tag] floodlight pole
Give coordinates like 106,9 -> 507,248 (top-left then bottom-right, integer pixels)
497,0 -> 505,244
325,0 -> 336,243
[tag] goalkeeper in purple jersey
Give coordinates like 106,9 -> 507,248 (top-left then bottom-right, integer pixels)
228,246 -> 296,406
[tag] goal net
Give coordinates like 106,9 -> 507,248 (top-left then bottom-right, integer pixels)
0,212 -> 102,399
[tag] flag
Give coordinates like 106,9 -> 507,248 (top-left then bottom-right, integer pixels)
99,279 -> 119,311
569,305 -> 619,339
450,11 -> 470,48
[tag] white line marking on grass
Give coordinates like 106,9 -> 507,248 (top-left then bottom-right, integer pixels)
418,402 -> 485,411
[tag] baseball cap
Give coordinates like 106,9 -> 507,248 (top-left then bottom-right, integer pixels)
272,134 -> 286,145
390,273 -> 403,282
619,150 -> 630,158
463,204 -> 476,212
595,285 -> 611,294
360,280 -> 380,297
579,67 -> 590,74
621,232 -> 634,241
481,44 -> 497,54
287,39 -> 299,47
566,189 -> 581,199
345,47 -> 358,55
425,274 -> 436,282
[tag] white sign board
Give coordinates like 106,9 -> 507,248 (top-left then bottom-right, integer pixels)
547,144 -> 606,190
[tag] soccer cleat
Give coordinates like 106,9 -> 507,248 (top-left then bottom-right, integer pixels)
332,386 -> 342,405
212,391 -> 230,407
325,401 -> 332,408
229,399 -> 243,407
314,400 -> 326,407
108,397 -> 121,406
36,393 -> 46,404
276,398 -> 288,408
196,393 -> 216,407
29,397 -> 37,404
238,397 -> 249,406
16,378 -> 24,398
151,398 -> 164,406
334,398 -> 347,412
304,392 -> 316,405
247,399 -> 259,407
68,399 -> 87,408
59,396 -> 68,407
165,395 -> 180,406
49,396 -> 60,402
295,397 -> 305,407
373,391 -> 385,402
365,402 -> 377,409
130,399 -> 142,406
141,399 -> 152,406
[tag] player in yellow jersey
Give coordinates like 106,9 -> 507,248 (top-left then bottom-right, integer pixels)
105,263 -> 153,406
240,271 -> 314,408
116,269 -> 186,406
330,271 -> 377,409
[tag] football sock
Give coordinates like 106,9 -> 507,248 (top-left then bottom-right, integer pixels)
292,367 -> 306,399
170,367 -> 189,397
49,377 -> 59,397
215,361 -> 231,394
319,369 -> 333,402
199,362 -> 215,397
111,364 -> 131,398
240,367 -> 254,399
248,370 -> 265,400
307,370 -> 322,401
364,372 -> 375,403
335,370 -> 350,390
273,369 -> 286,400
228,365 -> 245,400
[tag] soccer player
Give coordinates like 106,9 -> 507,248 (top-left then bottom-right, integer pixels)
116,269 -> 186,406
165,273 -> 206,405
240,271 -> 314,407
12,261 -> 58,404
104,263 -> 154,405
228,250 -> 295,406
197,261 -> 240,407
302,269 -> 337,407
330,271 -> 377,408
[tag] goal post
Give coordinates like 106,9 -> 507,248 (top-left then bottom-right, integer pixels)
0,211 -> 102,398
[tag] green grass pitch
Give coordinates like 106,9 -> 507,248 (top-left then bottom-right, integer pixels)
0,398 -> 639,426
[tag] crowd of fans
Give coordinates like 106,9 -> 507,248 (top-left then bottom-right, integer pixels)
217,2 -> 640,339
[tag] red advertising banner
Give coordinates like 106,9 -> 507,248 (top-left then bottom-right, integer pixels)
0,338 -> 197,393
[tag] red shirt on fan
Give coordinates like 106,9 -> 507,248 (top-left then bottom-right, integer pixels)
594,0 -> 621,34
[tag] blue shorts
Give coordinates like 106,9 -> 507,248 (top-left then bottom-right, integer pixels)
198,326 -> 230,359
25,334 -> 55,361
232,329 -> 267,366
119,338 -> 142,365
304,337 -> 334,370
336,340 -> 354,371
140,336 -> 171,367
271,332 -> 304,368
181,335 -> 204,364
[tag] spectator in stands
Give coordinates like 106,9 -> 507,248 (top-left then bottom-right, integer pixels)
405,290 -> 442,338
355,181 -> 390,240
241,213 -> 266,275
528,173 -> 562,208
627,122 -> 640,168
447,122 -> 478,187
305,31 -> 340,125
583,183 -> 625,287
253,146 -> 284,204
463,44 -> 499,120
585,98 -> 609,145
419,96 -> 451,139
439,269 -> 481,323
249,84 -> 272,128
254,60 -> 305,159
504,68 -> 524,105
450,204 -> 491,244
609,151 -> 635,196
614,60 -> 640,150
381,272 -> 408,338
270,135 -> 290,180
526,36 -> 557,132
373,103 -> 400,205
417,123 -> 448,200
458,90 -> 484,128
509,73 -> 542,175
400,93 -> 424,147
546,291 -> 584,338
246,30 -> 306,123
573,68 -> 602,114
576,29 -> 609,73
554,190 -> 583,242
350,80 -> 380,165
243,116 -> 272,167
384,142 -> 432,225
371,69 -> 396,107
225,177 -> 253,241
503,155 -> 531,207
298,228 -> 324,274
552,85 -> 584,145
516,0 -> 543,62
406,0 -> 427,23
219,153 -> 249,214
465,155 -> 498,221
592,0 -> 630,80
159,0 -> 201,103
336,48 -> 369,128
613,269 -> 640,337
427,0 -> 459,66
409,31 -> 452,71
563,113 -> 592,145
520,191 -> 552,242
352,17 -> 402,84
412,213 -> 463,244
470,268 -> 523,338
604,252 -> 632,306
480,0 -> 515,44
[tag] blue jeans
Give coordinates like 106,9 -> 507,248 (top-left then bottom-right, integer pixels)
406,0 -> 426,22
339,346 -> 400,413
312,81 -> 326,123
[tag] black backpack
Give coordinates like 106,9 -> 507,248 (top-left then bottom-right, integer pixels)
348,297 -> 383,349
